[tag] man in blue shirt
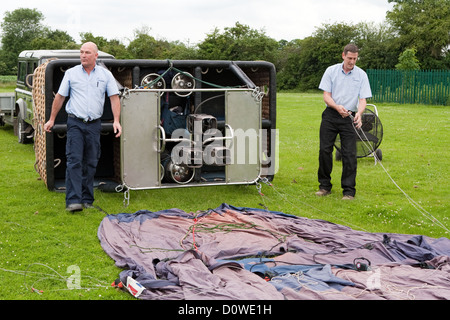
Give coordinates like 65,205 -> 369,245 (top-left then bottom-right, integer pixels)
44,42 -> 122,212
317,44 -> 372,200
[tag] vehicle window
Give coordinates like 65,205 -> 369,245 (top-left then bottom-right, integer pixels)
28,61 -> 37,74
18,61 -> 27,83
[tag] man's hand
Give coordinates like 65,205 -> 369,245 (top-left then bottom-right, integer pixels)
353,112 -> 363,129
113,121 -> 122,138
336,105 -> 351,118
43,120 -> 55,133
110,95 -> 121,138
44,94 -> 65,133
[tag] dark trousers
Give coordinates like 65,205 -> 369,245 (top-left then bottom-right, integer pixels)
65,116 -> 101,206
318,107 -> 357,196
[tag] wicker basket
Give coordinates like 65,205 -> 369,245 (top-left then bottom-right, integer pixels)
32,60 -> 53,187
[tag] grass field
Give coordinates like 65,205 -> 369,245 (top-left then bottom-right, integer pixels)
0,78 -> 16,93
0,92 -> 448,300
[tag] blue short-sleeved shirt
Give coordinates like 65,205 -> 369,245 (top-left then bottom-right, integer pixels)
318,63 -> 372,112
58,64 -> 119,121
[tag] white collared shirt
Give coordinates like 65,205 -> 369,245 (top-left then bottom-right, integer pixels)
58,64 -> 119,121
319,63 -> 372,112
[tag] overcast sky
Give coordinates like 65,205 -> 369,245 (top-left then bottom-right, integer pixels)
1,0 -> 394,45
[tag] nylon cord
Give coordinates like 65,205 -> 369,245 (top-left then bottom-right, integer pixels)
348,113 -> 449,234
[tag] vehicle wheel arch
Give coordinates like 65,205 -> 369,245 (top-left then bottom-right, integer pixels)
15,98 -> 27,119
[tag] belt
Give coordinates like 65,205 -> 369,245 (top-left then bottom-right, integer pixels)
326,107 -> 356,117
67,113 -> 99,123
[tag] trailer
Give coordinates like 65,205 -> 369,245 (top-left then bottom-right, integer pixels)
0,92 -> 15,127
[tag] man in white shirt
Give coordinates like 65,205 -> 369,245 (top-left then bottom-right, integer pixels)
317,44 -> 372,200
44,42 -> 122,212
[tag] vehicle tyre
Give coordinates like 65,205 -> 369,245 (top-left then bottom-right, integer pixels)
17,112 -> 33,144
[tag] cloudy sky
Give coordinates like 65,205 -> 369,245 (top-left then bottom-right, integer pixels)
1,0 -> 394,45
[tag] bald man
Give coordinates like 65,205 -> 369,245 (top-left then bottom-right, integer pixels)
44,42 -> 122,212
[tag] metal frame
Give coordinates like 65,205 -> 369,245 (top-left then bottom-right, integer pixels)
119,87 -> 262,192
40,59 -> 277,191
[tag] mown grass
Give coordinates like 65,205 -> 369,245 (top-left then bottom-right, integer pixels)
0,92 -> 448,300
0,78 -> 16,93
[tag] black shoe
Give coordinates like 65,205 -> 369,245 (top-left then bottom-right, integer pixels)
83,203 -> 95,209
66,203 -> 83,212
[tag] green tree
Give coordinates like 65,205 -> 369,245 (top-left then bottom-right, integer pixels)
80,32 -> 110,50
0,8 -> 45,74
197,22 -> 278,62
387,0 -> 450,69
277,22 -> 360,91
80,32 -> 133,59
164,40 -> 198,60
102,39 -> 133,60
31,29 -> 78,50
126,26 -> 198,60
275,39 -> 303,90
355,21 -> 401,70
127,27 -> 171,59
395,48 -> 421,70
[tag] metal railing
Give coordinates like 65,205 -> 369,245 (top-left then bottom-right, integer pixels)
367,69 -> 450,106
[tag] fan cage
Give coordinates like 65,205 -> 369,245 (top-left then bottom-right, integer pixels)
334,107 -> 383,158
